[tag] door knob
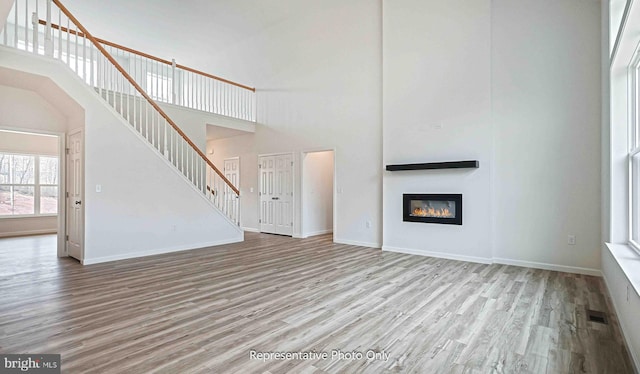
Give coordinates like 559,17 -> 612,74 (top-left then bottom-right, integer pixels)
75,201 -> 82,205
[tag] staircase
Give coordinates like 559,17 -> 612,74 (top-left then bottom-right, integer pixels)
0,0 -> 251,226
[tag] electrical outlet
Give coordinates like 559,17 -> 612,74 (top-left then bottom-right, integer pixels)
366,221 -> 372,229
172,225 -> 177,232
567,235 -> 576,245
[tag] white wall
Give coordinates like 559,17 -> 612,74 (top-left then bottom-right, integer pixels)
382,0 -> 602,273
83,104 -> 244,263
382,0 -> 493,262
0,85 -> 68,133
0,48 -> 243,263
0,0 -> 12,30
302,151 -> 333,237
491,0 -> 602,271
203,0 -> 383,246
0,216 -> 57,237
0,130 -> 58,155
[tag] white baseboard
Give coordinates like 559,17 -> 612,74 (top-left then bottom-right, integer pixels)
383,245 -> 493,264
242,227 -> 260,233
333,238 -> 381,249
493,257 -> 601,277
381,246 -> 601,276
302,229 -> 333,238
82,237 -> 243,265
0,229 -> 57,238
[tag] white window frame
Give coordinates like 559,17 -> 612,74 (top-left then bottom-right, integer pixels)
0,152 -> 59,219
629,45 -> 640,253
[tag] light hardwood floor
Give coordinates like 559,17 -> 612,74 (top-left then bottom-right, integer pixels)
0,233 -> 635,373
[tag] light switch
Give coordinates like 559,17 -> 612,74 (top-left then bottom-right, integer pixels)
96,184 -> 102,193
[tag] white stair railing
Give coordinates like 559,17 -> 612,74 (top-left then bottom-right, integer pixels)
77,29 -> 256,122
0,0 -> 240,225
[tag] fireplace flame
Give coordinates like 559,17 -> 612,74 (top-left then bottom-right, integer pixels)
412,207 -> 453,218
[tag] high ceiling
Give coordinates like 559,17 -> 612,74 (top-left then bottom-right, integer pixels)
62,0 -> 305,79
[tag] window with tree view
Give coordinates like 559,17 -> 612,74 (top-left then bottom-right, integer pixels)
0,153 -> 59,216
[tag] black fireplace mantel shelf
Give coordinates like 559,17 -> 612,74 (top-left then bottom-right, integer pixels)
385,160 -> 479,171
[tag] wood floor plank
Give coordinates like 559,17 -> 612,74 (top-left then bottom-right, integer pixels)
0,233 -> 634,373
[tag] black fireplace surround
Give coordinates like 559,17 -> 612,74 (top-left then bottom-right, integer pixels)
403,194 -> 462,225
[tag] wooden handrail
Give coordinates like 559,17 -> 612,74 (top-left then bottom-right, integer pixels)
50,0 -> 240,195
174,64 -> 254,92
38,19 -> 255,92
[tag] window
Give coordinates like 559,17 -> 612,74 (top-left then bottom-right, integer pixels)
0,153 -> 59,216
630,51 -> 640,250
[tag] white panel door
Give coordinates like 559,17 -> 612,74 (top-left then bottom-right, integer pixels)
66,130 -> 83,261
259,156 -> 276,233
224,157 -> 240,224
274,154 -> 293,235
259,154 -> 293,236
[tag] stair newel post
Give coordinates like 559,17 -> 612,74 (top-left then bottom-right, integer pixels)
31,12 -> 38,54
235,190 -> 240,226
234,194 -> 238,225
171,58 -> 177,106
253,89 -> 257,122
44,0 -> 53,57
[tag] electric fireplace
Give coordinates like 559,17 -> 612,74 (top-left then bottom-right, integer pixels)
403,194 -> 462,225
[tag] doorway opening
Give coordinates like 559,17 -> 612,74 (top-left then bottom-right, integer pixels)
0,128 -> 66,258
301,150 -> 335,239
